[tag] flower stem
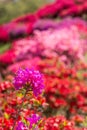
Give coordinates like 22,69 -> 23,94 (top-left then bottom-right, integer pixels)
12,88 -> 28,130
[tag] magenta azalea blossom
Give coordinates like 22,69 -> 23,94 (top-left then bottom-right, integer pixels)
13,68 -> 44,96
16,121 -> 28,130
27,114 -> 40,128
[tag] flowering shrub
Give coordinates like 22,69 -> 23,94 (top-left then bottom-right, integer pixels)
44,115 -> 87,130
0,18 -> 87,65
0,1 -> 87,130
0,68 -> 45,129
38,59 -> 87,117
33,18 -> 87,31
0,22 -> 33,42
0,58 -> 87,129
37,0 -> 87,18
0,0 -> 87,42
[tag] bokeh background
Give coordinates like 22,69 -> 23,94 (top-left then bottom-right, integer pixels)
0,0 -> 87,129
0,0 -> 50,24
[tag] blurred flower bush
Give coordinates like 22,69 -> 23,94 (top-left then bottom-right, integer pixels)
0,18 -> 87,65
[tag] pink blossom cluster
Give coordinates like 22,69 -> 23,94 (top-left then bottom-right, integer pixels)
0,20 -> 87,65
6,58 -> 41,73
33,26 -> 87,62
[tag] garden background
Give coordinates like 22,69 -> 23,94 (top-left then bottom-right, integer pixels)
0,0 -> 87,129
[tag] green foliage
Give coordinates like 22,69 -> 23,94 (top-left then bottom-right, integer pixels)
0,0 -> 47,24
0,43 -> 11,54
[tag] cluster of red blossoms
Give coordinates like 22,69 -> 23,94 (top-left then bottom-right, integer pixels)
44,115 -> 87,130
0,79 -> 45,129
0,57 -> 87,129
38,59 -> 87,112
37,0 -> 87,18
